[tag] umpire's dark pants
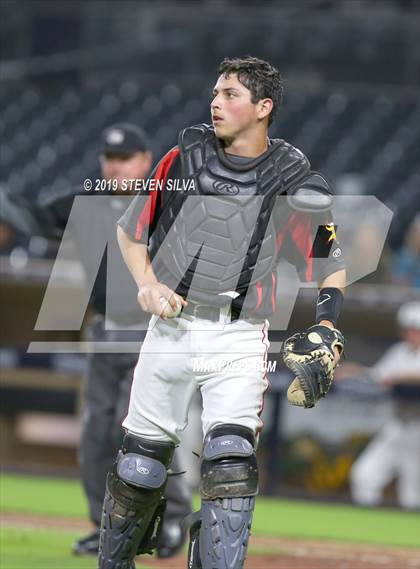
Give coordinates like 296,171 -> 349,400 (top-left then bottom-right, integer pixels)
79,317 -> 192,527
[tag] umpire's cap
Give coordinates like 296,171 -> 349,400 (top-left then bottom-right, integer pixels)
100,123 -> 150,155
397,301 -> 420,330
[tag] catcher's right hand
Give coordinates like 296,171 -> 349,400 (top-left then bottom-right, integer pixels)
282,324 -> 345,408
137,283 -> 187,319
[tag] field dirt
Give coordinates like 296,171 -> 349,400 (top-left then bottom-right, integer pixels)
2,512 -> 419,569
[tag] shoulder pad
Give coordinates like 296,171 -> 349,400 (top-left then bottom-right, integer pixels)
287,172 -> 333,212
276,140 -> 310,166
274,141 -> 311,190
178,123 -> 214,152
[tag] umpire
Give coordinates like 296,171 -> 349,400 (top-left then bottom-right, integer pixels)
0,123 -> 192,558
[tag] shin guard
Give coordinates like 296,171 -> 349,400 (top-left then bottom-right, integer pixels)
98,434 -> 174,569
195,424 -> 258,569
200,496 -> 255,569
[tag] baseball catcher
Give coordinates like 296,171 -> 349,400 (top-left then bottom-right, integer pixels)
98,57 -> 346,569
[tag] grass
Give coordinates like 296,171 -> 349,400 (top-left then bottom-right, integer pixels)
0,527 -> 99,569
1,473 -> 419,569
0,526 -> 158,569
254,495 -> 420,547
1,474 -> 88,518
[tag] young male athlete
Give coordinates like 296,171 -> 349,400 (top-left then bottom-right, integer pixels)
98,57 -> 346,569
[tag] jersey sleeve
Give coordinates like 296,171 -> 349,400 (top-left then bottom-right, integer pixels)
273,169 -> 344,282
275,205 -> 345,283
117,147 -> 180,244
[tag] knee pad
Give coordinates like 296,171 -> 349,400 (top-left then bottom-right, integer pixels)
200,424 -> 258,500
109,432 -> 174,500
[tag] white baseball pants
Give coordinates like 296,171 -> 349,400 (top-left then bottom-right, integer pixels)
123,310 -> 270,444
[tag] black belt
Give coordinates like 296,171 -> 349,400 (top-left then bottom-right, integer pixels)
181,303 -> 240,322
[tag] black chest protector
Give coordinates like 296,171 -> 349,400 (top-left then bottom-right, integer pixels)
149,124 -> 310,304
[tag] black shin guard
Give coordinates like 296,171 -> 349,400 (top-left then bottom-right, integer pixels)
200,496 -> 255,569
194,425 -> 259,569
98,434 -> 174,569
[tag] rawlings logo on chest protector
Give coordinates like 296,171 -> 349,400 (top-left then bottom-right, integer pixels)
212,180 -> 240,195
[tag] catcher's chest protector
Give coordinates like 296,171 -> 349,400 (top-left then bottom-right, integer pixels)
150,124 -> 310,300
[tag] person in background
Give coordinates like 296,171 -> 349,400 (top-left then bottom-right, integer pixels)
337,301 -> 420,509
0,123 -> 192,558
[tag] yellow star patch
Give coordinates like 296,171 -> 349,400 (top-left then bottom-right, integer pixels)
325,224 -> 337,243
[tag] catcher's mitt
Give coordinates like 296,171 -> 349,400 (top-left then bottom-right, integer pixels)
282,324 -> 345,408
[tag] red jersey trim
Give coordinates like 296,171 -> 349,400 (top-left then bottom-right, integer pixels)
256,320 -> 270,435
271,272 -> 276,312
277,212 -> 314,282
135,148 -> 180,241
255,280 -> 263,310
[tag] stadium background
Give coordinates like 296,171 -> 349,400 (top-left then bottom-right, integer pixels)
0,1 -> 419,568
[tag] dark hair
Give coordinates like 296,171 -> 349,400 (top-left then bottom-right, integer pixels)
218,56 -> 284,125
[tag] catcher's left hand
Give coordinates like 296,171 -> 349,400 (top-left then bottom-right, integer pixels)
281,324 -> 345,408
